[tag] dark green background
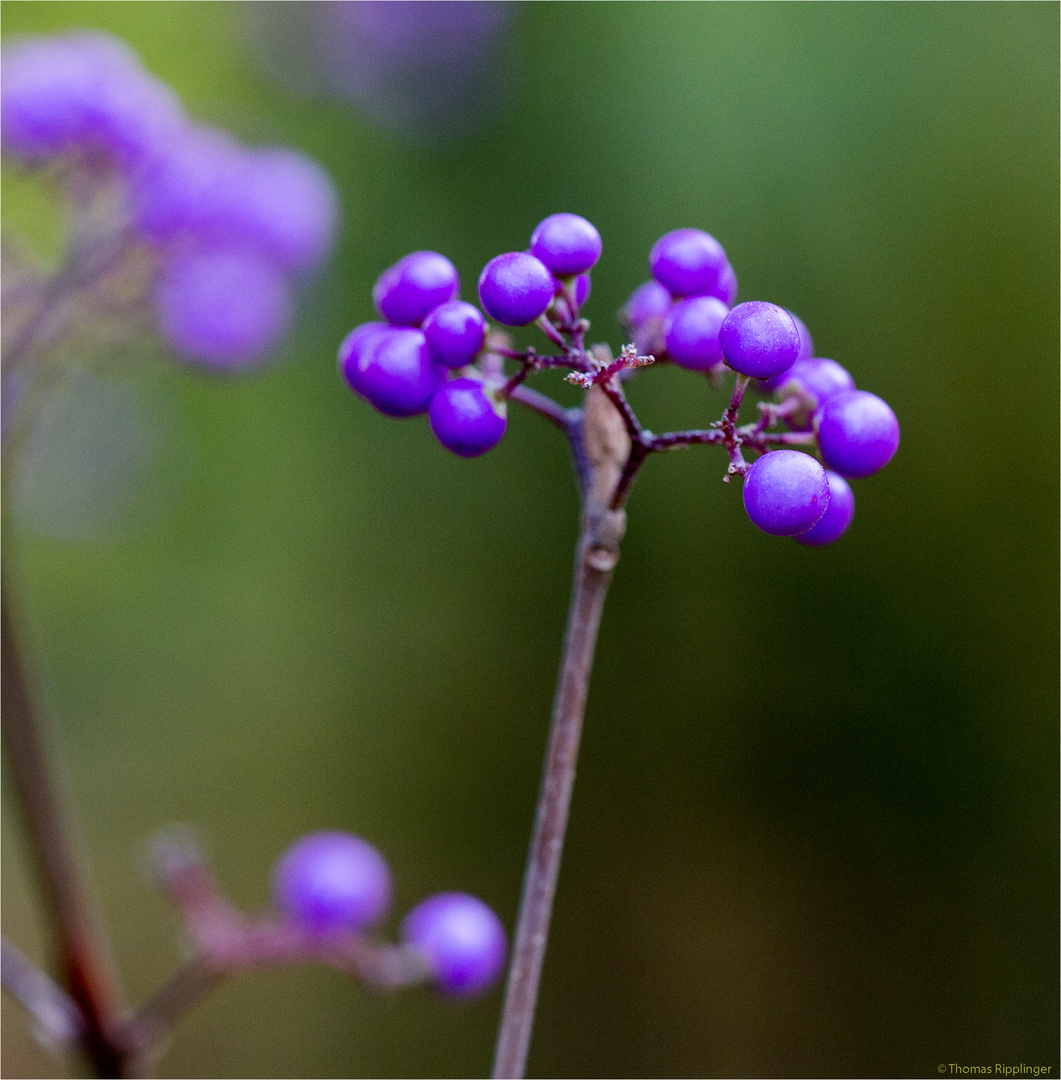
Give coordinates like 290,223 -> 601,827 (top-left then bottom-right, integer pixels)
2,3 -> 1058,1077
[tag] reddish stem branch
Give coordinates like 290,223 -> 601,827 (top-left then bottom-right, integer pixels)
1,592 -> 131,1077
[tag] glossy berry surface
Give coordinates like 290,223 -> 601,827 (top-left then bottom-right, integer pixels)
373,251 -> 460,327
401,892 -> 507,996
649,228 -> 729,298
816,389 -> 900,478
478,252 -> 554,326
719,301 -> 801,378
429,378 -> 507,457
358,327 -> 441,417
796,470 -> 855,546
273,831 -> 392,933
742,449 -> 830,537
152,247 -> 292,368
755,312 -> 815,392
662,296 -> 729,370
338,321 -> 391,395
776,358 -> 856,431
530,213 -> 602,276
422,301 -> 486,369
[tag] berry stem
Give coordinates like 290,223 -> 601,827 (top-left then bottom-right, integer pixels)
1,590 -> 133,1078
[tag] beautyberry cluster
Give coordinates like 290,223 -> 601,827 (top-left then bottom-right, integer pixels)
339,213 -> 603,457
273,831 -> 507,996
2,32 -> 338,369
340,216 -> 898,543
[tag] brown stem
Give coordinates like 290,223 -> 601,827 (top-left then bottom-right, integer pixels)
491,512 -> 618,1079
1,592 -> 131,1077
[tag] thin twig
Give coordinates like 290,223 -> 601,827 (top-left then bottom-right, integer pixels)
2,936 -> 85,1050
1,591 -> 131,1076
508,385 -> 571,431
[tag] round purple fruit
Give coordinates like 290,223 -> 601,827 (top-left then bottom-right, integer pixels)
373,251 -> 459,327
530,213 -> 602,276
429,378 -> 507,457
478,252 -> 555,326
742,449 -> 830,537
815,389 -> 900,478
273,831 -> 392,934
401,892 -> 507,997
719,301 -> 802,379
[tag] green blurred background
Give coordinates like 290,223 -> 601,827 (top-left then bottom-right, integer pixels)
2,2 -> 1058,1077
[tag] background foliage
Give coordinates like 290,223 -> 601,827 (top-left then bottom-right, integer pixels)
2,3 -> 1058,1077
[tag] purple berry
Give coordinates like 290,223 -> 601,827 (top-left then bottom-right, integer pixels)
358,327 -> 442,417
649,228 -> 729,298
815,389 -> 900,478
529,213 -> 602,276
753,310 -> 815,392
338,321 -> 391,394
273,831 -> 392,933
557,273 -> 592,308
1,33 -> 183,165
152,246 -> 292,369
223,147 -> 339,275
796,471 -> 855,546
662,296 -> 729,371
774,358 -> 856,431
716,261 -> 739,306
477,252 -> 554,326
422,301 -> 486,369
623,280 -> 672,325
373,252 -> 459,327
428,377 -> 507,457
742,449 -> 830,537
719,301 -> 801,379
401,892 -> 507,997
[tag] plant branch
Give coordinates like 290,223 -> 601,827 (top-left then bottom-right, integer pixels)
1,590 -> 131,1077
1,936 -> 85,1051
492,389 -> 628,1079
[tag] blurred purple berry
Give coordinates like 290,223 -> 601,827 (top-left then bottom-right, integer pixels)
477,252 -> 554,326
719,301 -> 801,379
742,449 -> 830,537
774,358 -> 856,431
815,389 -> 900,478
623,280 -> 672,325
358,327 -> 442,417
1,32 -> 183,165
429,378 -> 507,457
273,831 -> 392,933
649,228 -> 729,298
530,213 -> 602,276
338,321 -> 391,395
796,470 -> 855,546
152,247 -> 292,369
716,261 -> 739,306
401,892 -> 507,996
564,273 -> 592,307
422,301 -> 486,369
373,251 -> 460,327
662,296 -> 729,371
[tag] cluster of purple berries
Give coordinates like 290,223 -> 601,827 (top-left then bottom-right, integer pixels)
339,212 -> 602,456
340,215 -> 898,543
273,831 -> 506,996
2,32 -> 338,369
622,229 -> 899,543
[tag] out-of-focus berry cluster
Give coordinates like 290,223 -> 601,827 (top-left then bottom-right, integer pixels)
2,32 -> 338,370
341,218 -> 899,544
152,827 -> 507,998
